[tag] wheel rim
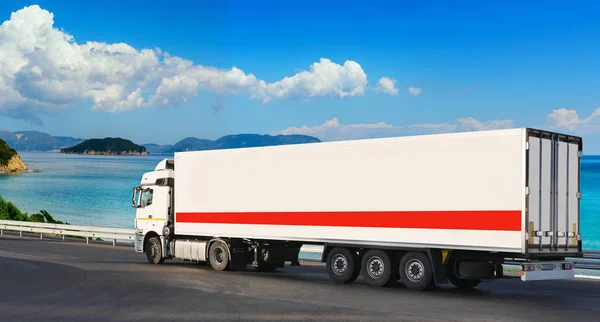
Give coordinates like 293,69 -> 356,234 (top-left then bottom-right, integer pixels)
148,242 -> 159,259
367,256 -> 385,279
332,254 -> 348,275
405,259 -> 425,283
212,246 -> 224,264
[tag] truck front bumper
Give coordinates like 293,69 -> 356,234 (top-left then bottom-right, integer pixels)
134,229 -> 144,253
520,261 -> 575,281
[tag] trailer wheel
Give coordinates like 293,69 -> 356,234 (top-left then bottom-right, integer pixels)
145,236 -> 164,264
361,249 -> 397,287
326,247 -> 360,283
208,241 -> 230,271
399,252 -> 433,291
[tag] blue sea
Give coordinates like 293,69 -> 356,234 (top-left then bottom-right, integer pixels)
1,152 -> 599,250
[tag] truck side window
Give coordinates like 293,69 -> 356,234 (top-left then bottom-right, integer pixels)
140,188 -> 153,207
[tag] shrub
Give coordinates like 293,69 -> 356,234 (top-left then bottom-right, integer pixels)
0,195 -> 68,224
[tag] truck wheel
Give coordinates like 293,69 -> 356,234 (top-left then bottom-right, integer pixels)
447,259 -> 481,290
361,249 -> 397,287
399,252 -> 433,291
208,241 -> 231,271
326,247 -> 360,283
145,237 -> 164,264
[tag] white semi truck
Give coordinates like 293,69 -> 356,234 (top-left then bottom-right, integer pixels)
132,128 -> 583,291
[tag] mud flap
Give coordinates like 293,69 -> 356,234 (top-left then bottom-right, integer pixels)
427,249 -> 448,285
229,240 -> 248,270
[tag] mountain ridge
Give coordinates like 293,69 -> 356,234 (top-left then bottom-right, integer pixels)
0,130 -> 321,153
0,130 -> 84,151
154,134 -> 321,153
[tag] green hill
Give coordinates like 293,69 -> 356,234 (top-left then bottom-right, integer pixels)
60,138 -> 148,155
0,139 -> 17,166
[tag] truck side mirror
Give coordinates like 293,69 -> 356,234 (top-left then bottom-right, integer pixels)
131,187 -> 141,208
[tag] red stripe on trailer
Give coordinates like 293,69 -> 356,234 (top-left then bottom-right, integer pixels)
175,210 -> 522,231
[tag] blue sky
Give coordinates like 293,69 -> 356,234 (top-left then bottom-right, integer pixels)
0,1 -> 599,151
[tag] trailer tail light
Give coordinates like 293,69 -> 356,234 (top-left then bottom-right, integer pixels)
522,263 -> 536,272
563,262 -> 574,270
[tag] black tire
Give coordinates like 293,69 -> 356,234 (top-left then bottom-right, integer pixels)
145,236 -> 164,264
209,241 -> 231,271
399,252 -> 433,291
326,247 -> 360,283
361,249 -> 397,287
447,259 -> 481,290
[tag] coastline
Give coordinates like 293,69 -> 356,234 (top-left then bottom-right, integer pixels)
60,150 -> 149,156
0,155 -> 35,174
0,168 -> 37,175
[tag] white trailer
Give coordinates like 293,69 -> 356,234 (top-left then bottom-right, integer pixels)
132,128 -> 583,291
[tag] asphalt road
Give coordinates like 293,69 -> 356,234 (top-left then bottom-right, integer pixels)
1,233 -> 600,322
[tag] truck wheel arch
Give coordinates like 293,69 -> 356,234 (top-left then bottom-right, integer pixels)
207,238 -> 232,261
143,231 -> 161,253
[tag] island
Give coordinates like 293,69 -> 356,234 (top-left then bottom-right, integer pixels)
60,138 -> 149,156
0,139 -> 32,174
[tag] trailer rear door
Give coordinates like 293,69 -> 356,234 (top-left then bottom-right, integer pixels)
526,128 -> 582,256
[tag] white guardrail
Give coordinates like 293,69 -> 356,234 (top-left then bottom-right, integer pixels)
0,219 -> 135,246
1,220 -> 599,271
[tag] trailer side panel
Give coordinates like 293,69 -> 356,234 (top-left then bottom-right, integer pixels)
174,128 -> 526,253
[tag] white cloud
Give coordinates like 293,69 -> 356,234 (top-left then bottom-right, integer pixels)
546,108 -> 600,133
274,116 -> 513,141
0,5 -> 369,123
374,77 -> 399,96
276,117 -> 396,141
408,87 -> 422,96
250,58 -> 367,103
456,117 -> 514,131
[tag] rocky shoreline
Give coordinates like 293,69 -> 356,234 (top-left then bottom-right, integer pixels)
0,154 -> 34,174
60,150 -> 149,156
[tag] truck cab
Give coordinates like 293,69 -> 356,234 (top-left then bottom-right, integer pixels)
132,158 -> 174,261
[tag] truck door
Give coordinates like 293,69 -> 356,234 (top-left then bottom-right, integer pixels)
526,129 -> 582,256
134,185 -> 170,234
